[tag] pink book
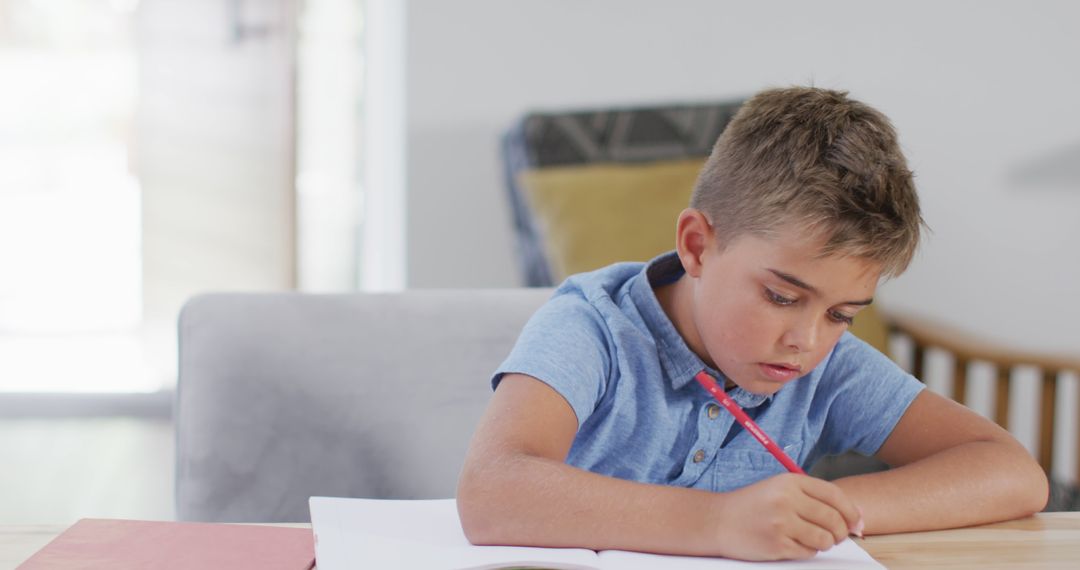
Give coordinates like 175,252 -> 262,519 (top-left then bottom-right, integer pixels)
18,518 -> 315,570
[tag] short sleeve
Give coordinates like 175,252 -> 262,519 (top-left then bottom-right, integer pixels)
814,332 -> 926,457
492,293 -> 612,429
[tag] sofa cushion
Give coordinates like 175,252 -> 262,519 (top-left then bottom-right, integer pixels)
175,289 -> 552,522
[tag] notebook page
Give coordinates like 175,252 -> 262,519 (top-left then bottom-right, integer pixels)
597,538 -> 883,569
309,497 -> 600,570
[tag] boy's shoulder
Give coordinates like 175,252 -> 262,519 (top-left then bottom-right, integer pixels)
528,255 -> 677,344
550,259 -> 649,311
826,331 -> 894,368
814,331 -> 919,395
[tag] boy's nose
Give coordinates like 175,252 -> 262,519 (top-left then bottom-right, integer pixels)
782,317 -> 819,353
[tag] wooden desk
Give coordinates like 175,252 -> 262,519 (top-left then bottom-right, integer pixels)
4,514 -> 1079,569
860,512 -> 1080,569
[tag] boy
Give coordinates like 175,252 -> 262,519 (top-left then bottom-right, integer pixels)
457,87 -> 1048,561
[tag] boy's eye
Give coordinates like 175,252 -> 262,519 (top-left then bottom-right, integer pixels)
829,310 -> 855,325
764,288 -> 795,306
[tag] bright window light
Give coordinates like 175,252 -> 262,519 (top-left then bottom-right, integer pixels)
0,0 -> 153,393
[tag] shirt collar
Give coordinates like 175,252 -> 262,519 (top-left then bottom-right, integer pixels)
629,251 -> 772,409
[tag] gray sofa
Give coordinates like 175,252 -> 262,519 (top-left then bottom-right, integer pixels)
175,289 -> 552,522
178,289 -> 1068,524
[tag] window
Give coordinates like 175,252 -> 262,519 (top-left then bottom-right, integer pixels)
0,0 -> 398,398
0,0 -> 150,393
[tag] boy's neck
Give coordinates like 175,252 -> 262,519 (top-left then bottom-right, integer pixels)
653,274 -> 722,383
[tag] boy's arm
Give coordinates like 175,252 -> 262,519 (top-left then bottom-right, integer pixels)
456,373 -> 862,561
832,389 -> 1049,535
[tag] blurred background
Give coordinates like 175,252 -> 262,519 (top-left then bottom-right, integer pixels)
1,0 -> 1078,524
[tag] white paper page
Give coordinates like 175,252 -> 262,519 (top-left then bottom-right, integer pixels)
309,496 -> 600,570
597,538 -> 883,569
310,497 -> 882,569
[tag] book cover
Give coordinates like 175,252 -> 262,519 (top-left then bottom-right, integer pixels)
17,518 -> 315,570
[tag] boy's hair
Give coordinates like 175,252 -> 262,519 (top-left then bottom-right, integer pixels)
690,86 -> 924,277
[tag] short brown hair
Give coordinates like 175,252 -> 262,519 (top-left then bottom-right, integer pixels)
690,86 -> 925,277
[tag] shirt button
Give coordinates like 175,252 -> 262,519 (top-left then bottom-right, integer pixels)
706,404 -> 721,420
692,449 -> 706,463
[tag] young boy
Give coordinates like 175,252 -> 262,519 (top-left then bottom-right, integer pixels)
456,86 -> 1048,561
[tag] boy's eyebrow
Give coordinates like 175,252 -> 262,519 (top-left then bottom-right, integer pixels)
767,269 -> 874,306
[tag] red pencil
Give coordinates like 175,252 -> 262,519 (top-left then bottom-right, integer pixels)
694,370 -> 805,475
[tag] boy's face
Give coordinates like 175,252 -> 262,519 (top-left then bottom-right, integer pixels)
677,219 -> 880,395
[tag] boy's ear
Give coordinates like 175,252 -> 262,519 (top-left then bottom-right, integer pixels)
675,208 -> 713,278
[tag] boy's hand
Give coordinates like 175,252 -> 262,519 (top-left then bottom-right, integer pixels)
709,474 -> 863,561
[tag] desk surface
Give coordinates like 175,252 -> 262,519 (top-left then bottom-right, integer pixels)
4,513 -> 1079,569
860,512 -> 1080,569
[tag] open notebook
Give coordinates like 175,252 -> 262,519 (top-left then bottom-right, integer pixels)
309,497 -> 882,569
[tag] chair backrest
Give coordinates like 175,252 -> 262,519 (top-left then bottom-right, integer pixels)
885,312 -> 1080,482
175,289 -> 552,522
503,101 -> 743,287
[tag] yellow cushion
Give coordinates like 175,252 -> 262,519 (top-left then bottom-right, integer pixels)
518,158 -> 704,280
849,304 -> 891,356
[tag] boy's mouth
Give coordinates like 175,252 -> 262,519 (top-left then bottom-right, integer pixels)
758,362 -> 803,382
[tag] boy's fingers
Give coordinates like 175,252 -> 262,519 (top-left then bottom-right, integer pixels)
787,516 -> 839,553
781,540 -> 821,561
799,478 -> 863,535
796,499 -> 849,544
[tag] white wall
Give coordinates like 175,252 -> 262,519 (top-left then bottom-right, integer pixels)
140,0 -> 299,324
404,0 -> 1080,357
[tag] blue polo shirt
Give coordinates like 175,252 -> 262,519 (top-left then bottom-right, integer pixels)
493,252 -> 925,492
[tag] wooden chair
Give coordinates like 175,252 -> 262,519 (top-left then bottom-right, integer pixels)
813,309 -> 1079,511
883,311 -> 1080,480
